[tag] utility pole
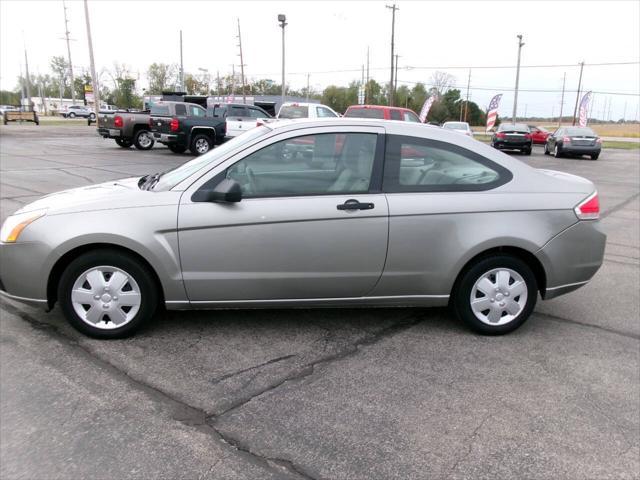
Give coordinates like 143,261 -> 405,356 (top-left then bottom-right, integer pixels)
179,30 -> 184,91
216,70 -> 220,96
464,69 -> 471,122
571,61 -> 584,126
607,97 -> 612,122
623,100 -> 627,122
365,46 -> 370,104
83,0 -> 100,118
386,4 -> 398,106
512,34 -> 524,123
62,1 -> 76,105
306,73 -> 310,102
394,54 -> 399,101
278,14 -> 287,106
231,64 -> 236,97
237,18 -> 247,104
524,104 -> 528,119
23,36 -> 31,109
558,72 -> 566,127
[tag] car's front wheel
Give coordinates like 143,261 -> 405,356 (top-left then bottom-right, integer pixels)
544,143 -> 550,155
68,112 -> 76,118
452,254 -> 537,335
58,249 -> 159,339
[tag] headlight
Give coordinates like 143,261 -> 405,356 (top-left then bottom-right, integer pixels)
0,210 -> 47,243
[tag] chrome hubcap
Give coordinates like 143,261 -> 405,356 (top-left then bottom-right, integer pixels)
71,266 -> 141,330
195,138 -> 210,153
470,268 -> 527,326
139,132 -> 152,147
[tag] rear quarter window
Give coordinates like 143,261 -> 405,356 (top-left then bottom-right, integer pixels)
383,135 -> 512,192
150,105 -> 170,116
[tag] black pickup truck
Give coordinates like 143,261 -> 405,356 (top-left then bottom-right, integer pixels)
149,101 -> 226,155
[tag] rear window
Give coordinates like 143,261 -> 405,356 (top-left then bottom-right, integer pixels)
566,127 -> 596,136
443,122 -> 468,130
498,123 -> 529,132
344,108 -> 384,119
279,105 -> 309,119
150,104 -> 170,116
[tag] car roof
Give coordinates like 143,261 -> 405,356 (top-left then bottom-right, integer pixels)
346,105 -> 415,113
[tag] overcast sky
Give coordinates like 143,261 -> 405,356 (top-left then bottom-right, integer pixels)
1,0 -> 639,119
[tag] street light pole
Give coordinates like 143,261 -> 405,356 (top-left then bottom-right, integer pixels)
278,14 -> 287,107
571,61 -> 585,126
83,0 -> 100,119
512,34 -> 524,123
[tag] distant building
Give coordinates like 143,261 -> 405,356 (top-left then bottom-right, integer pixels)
28,97 -> 83,115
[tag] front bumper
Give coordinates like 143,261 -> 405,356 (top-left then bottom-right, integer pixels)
536,220 -> 606,299
0,241 -> 54,309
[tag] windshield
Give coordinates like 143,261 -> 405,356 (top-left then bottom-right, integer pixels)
152,127 -> 270,191
443,122 -> 468,130
566,127 -> 596,136
344,108 -> 384,119
278,105 -> 309,119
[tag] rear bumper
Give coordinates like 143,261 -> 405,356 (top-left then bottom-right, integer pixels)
493,140 -> 532,150
97,127 -> 122,138
153,132 -> 179,144
561,145 -> 601,155
536,220 -> 606,299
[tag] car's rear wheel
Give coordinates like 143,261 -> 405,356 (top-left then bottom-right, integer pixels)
544,143 -> 550,155
524,147 -> 532,155
89,113 -> 96,120
452,254 -> 537,335
554,145 -> 562,158
68,112 -> 76,118
190,134 -> 213,155
133,129 -> 154,150
590,153 -> 599,160
168,144 -> 187,154
58,250 -> 158,339
115,138 -> 132,148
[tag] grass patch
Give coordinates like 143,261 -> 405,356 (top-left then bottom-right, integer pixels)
603,141 -> 640,150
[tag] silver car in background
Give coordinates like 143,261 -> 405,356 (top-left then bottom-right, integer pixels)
442,121 -> 474,137
0,119 -> 605,338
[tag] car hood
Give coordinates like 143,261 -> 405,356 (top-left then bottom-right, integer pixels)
14,177 -> 180,216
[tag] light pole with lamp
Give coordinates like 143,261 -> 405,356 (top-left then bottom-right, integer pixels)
278,14 -> 287,108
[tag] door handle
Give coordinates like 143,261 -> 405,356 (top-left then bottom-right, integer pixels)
337,199 -> 375,211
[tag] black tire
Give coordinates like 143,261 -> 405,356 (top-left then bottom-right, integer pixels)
68,112 -> 76,118
190,133 -> 213,156
115,138 -> 132,148
590,153 -> 599,160
89,113 -> 96,120
544,144 -> 550,155
168,144 -> 187,154
58,249 -> 159,339
452,254 -> 537,335
553,144 -> 563,158
523,148 -> 532,155
133,129 -> 154,150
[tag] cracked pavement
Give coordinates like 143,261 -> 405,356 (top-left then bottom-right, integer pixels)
1,125 -> 638,479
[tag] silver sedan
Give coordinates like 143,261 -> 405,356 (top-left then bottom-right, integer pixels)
0,119 -> 606,338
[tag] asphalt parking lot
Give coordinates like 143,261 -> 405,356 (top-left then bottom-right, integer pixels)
0,124 -> 638,480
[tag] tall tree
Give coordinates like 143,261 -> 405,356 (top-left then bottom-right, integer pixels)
50,56 -> 69,98
146,63 -> 177,94
429,71 -> 455,97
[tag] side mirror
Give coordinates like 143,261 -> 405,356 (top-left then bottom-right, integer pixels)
192,178 -> 242,203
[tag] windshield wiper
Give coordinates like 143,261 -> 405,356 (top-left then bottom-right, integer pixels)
139,172 -> 163,190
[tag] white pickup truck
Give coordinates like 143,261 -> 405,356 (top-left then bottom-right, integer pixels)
277,102 -> 339,119
211,103 -> 272,138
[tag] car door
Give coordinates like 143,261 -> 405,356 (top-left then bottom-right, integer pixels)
548,129 -> 561,149
177,126 -> 389,303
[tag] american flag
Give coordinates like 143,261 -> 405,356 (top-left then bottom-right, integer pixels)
579,91 -> 592,127
418,95 -> 437,123
485,94 -> 503,132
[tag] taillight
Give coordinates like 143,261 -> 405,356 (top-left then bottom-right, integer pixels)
562,136 -> 571,143
114,115 -> 123,128
148,117 -> 153,127
170,118 -> 179,132
524,133 -> 532,140
574,191 -> 600,220
496,132 -> 506,139
596,137 -> 602,144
